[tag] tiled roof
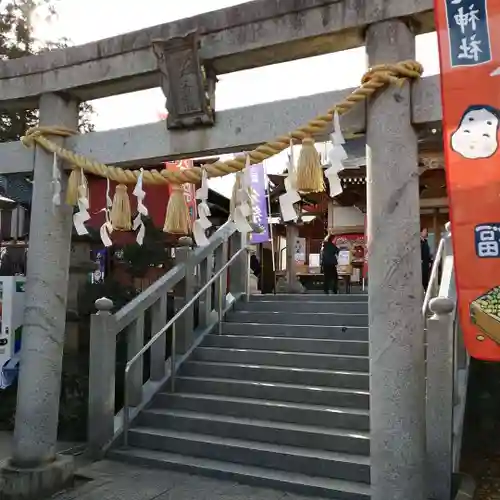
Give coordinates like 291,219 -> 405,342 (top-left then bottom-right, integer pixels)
0,173 -> 32,206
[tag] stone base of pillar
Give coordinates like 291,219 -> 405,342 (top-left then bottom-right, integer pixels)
276,276 -> 305,294
0,454 -> 74,500
452,473 -> 476,500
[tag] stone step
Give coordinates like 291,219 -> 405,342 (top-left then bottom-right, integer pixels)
109,448 -> 371,500
202,334 -> 369,356
251,294 -> 368,303
137,409 -> 370,455
226,311 -> 369,327
126,428 -> 371,483
237,300 -> 368,314
153,392 -> 370,431
192,347 -> 369,372
180,360 -> 369,389
220,322 -> 369,341
175,375 -> 370,409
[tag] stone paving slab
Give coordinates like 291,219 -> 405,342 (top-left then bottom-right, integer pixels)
52,460 -> 330,500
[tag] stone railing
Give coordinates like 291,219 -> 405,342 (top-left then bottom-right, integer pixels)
86,221 -> 247,457
424,224 -> 469,500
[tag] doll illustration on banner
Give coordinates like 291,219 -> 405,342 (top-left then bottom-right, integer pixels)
470,285 -> 500,345
451,104 -> 500,160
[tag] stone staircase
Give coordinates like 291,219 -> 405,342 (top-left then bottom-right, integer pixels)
110,293 -> 370,499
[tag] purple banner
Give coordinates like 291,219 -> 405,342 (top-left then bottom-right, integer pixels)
250,163 -> 270,244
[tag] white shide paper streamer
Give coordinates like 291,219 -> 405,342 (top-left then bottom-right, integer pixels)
232,157 -> 253,234
100,177 -> 114,247
284,138 -> 297,193
279,139 -> 301,222
325,109 -> 347,198
132,168 -> 148,246
51,153 -> 61,211
193,168 -> 212,246
73,168 -> 90,236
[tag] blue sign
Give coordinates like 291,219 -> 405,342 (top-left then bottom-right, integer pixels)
445,0 -> 491,67
475,223 -> 500,258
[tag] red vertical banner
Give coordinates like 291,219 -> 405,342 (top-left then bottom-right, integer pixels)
435,0 -> 500,360
165,160 -> 198,225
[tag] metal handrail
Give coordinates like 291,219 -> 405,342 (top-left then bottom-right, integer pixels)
422,236 -> 445,317
122,244 -> 249,446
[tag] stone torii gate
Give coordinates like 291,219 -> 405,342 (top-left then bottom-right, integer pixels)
0,1 -> 442,499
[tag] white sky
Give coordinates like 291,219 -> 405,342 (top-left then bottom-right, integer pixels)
32,0 -> 440,196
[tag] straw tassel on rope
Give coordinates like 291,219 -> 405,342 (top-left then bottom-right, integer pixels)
295,137 -> 324,194
110,184 -> 132,231
66,168 -> 88,206
164,186 -> 191,235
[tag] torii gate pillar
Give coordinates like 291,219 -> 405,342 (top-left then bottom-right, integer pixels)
2,93 -> 78,499
365,20 -> 426,500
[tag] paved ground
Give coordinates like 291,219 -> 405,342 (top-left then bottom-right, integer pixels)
52,460 -> 330,500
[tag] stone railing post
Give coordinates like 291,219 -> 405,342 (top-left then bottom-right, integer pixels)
214,239 -> 228,312
126,311 -> 145,407
88,297 -> 116,458
174,237 -> 195,353
228,231 -> 247,298
426,296 -> 455,500
365,20 -> 426,500
198,252 -> 213,329
150,293 -> 168,381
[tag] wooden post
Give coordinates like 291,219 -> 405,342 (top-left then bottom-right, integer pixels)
433,208 -> 439,254
365,20 -> 426,500
285,224 -> 302,293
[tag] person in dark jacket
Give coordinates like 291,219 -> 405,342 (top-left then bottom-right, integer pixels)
250,253 -> 262,290
421,228 -> 432,291
321,234 -> 340,294
250,254 -> 261,279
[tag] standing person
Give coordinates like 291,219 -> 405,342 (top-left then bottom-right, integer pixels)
421,227 -> 432,291
321,234 -> 340,294
250,253 -> 261,285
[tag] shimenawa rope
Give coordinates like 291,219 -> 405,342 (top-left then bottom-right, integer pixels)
20,60 -> 423,186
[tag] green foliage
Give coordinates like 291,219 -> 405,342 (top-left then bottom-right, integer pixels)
77,277 -> 138,318
57,359 -> 89,441
0,0 -> 94,143
121,217 -> 171,279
